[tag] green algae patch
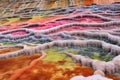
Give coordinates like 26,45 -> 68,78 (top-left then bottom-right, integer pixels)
78,47 -> 114,62
43,47 -> 78,69
44,46 -> 114,63
44,47 -> 70,62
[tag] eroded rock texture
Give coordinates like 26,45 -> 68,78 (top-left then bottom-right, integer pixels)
0,1 -> 120,80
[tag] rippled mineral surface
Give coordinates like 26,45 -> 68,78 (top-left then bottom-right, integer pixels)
0,0 -> 120,80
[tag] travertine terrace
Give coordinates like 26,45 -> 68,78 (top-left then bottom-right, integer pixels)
0,0 -> 120,80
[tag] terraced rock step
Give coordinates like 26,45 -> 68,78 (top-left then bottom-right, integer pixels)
0,2 -> 120,80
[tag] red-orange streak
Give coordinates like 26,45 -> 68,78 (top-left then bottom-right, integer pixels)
9,50 -> 47,80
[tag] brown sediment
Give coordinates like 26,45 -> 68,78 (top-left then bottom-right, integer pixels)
106,74 -> 120,80
0,54 -> 41,80
12,61 -> 94,80
8,50 -> 46,80
57,60 -> 67,65
0,47 -> 22,54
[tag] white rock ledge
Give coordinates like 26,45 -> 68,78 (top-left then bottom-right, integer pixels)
70,75 -> 113,80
